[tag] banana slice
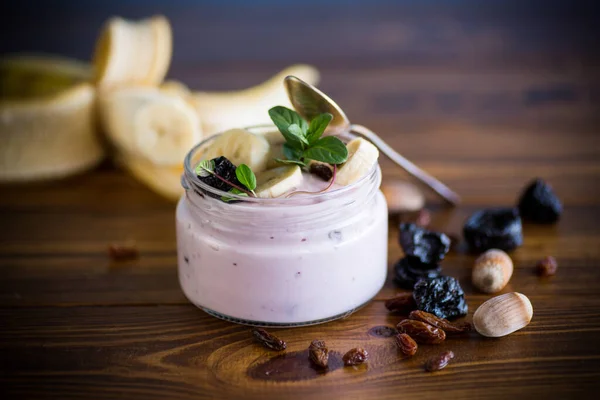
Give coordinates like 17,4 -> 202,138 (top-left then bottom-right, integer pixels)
201,128 -> 270,173
335,138 -> 379,186
93,15 -> 172,87
189,64 -> 320,136
0,55 -> 104,182
100,86 -> 202,166
255,166 -> 303,198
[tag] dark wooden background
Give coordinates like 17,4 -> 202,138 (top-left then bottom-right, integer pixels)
1,1 -> 599,399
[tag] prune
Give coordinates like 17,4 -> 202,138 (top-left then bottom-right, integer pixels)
399,223 -> 450,264
197,156 -> 242,198
518,178 -> 562,224
413,276 -> 468,320
463,207 -> 523,252
394,257 -> 442,289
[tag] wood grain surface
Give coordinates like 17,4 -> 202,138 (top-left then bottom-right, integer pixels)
1,1 -> 599,399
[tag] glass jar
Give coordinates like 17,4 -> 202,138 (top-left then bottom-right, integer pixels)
177,126 -> 388,326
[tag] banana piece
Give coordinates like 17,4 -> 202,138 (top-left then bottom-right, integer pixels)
189,64 -> 320,136
336,138 -> 379,186
93,15 -> 172,87
0,55 -> 104,182
100,86 -> 202,166
255,166 -> 303,198
201,128 -> 270,173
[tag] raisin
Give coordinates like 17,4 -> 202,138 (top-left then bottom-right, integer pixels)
399,223 -> 451,264
308,339 -> 329,369
536,256 -> 558,277
342,348 -> 369,366
396,319 -> 446,344
413,276 -> 468,320
385,293 -> 417,314
394,257 -> 442,290
518,178 -> 562,224
463,207 -> 523,252
394,333 -> 418,357
108,243 -> 139,261
408,310 -> 471,334
252,328 -> 286,351
425,351 -> 454,372
309,162 -> 333,181
197,156 -> 242,198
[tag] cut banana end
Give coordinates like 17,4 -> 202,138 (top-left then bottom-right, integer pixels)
201,128 -> 270,173
116,152 -> 183,201
190,64 -> 320,136
336,138 -> 379,186
0,55 -> 104,182
93,15 -> 172,87
100,86 -> 202,167
255,166 -> 303,198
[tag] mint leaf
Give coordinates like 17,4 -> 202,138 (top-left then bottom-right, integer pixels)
195,159 -> 215,177
302,136 -> 348,164
268,106 -> 309,149
283,143 -> 303,161
306,113 -> 333,144
235,164 -> 257,191
274,158 -> 306,167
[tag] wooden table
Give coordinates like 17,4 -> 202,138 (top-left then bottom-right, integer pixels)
1,1 -> 599,399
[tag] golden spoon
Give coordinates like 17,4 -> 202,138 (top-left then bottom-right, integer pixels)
284,75 -> 461,206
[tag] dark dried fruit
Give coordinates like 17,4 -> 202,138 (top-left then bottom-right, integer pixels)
394,257 -> 442,289
394,333 -> 418,357
252,328 -> 286,351
536,256 -> 558,277
408,310 -> 471,334
309,162 -> 333,181
342,348 -> 369,366
385,293 -> 417,314
399,223 -> 451,264
413,276 -> 468,320
396,319 -> 446,344
308,339 -> 329,368
463,207 -> 523,252
197,156 -> 242,198
518,178 -> 562,224
425,350 -> 454,372
108,243 -> 139,261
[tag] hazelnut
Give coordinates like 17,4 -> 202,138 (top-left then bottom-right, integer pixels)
472,249 -> 513,293
473,292 -> 533,337
381,180 -> 425,213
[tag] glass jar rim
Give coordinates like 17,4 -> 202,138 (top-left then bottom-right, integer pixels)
182,124 -> 378,206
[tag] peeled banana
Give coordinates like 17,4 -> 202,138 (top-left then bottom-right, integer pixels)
201,128 -> 270,173
336,138 -> 379,186
255,165 -> 303,198
0,55 -> 105,182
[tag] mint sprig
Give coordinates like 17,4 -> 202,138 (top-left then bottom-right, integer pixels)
235,164 -> 257,197
268,106 -> 348,167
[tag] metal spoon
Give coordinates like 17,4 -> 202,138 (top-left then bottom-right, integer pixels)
284,75 -> 461,205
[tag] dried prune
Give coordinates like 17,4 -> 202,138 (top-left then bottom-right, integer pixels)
399,223 -> 451,264
394,257 -> 442,289
197,156 -> 242,198
518,178 -> 562,224
463,207 -> 523,252
413,276 -> 468,320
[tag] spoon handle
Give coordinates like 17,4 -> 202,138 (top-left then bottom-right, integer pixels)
350,124 -> 461,206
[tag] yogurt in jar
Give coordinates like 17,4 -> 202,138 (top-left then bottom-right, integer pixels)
176,128 -> 388,326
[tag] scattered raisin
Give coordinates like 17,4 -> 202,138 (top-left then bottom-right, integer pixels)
394,333 -> 418,357
413,276 -> 468,320
425,351 -> 454,372
385,293 -> 417,314
309,162 -> 334,181
394,257 -> 442,290
108,243 -> 139,261
408,310 -> 471,334
343,348 -> 369,366
518,178 -> 562,224
399,223 -> 451,264
252,328 -> 286,351
308,339 -> 329,369
463,207 -> 523,252
396,319 -> 446,344
536,256 -> 558,277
